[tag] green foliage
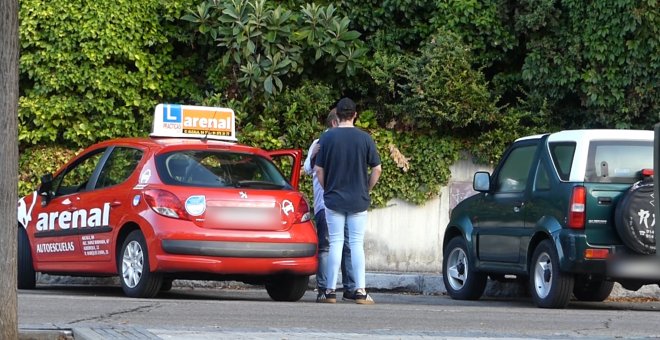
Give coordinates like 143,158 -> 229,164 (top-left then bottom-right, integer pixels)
517,0 -> 660,128
335,0 -> 439,50
19,146 -> 79,196
366,30 -> 498,132
19,0 -> 199,148
182,0 -> 367,98
370,130 -> 460,206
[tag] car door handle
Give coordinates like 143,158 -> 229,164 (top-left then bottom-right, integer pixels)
110,201 -> 122,207
513,201 -> 524,213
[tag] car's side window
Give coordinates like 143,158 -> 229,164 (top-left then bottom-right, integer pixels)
534,161 -> 551,191
95,147 -> 144,189
53,149 -> 105,197
495,144 -> 537,193
549,142 -> 576,181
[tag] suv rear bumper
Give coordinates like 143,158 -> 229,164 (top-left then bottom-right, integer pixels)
559,232 -> 660,281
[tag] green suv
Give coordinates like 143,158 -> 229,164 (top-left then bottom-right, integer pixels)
443,129 -> 660,308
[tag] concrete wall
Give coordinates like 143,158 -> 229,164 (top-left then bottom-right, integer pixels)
364,154 -> 492,273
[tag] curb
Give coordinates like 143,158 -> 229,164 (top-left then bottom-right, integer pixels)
37,272 -> 660,298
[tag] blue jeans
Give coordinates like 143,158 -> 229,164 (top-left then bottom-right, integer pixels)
325,208 -> 367,291
315,209 -> 354,291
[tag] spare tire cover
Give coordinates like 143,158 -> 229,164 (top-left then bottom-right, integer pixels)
614,179 -> 656,255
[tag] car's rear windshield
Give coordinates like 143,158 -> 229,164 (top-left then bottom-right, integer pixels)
156,150 -> 290,189
585,140 -> 653,184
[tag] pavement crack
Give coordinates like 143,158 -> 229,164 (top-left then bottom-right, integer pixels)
573,317 -> 613,336
67,303 -> 160,324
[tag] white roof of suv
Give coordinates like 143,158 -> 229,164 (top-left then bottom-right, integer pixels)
518,129 -> 654,182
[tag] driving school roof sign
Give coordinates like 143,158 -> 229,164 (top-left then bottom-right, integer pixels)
151,104 -> 237,141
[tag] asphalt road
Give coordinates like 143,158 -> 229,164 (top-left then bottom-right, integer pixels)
18,285 -> 660,339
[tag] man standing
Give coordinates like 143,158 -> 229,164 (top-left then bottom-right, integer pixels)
314,97 -> 382,304
304,109 -> 355,303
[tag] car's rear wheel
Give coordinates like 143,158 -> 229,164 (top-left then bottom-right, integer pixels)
265,274 -> 309,301
160,279 -> 173,292
17,227 -> 36,289
119,230 -> 162,298
442,236 -> 487,300
573,276 -> 614,302
529,240 -> 574,308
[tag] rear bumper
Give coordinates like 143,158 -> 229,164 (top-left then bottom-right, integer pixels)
162,240 -> 317,258
559,231 -> 660,281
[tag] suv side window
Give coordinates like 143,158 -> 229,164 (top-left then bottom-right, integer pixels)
496,144 -> 537,193
549,142 -> 575,181
95,147 -> 143,189
534,161 -> 551,191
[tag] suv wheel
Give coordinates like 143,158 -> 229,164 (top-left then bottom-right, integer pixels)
442,236 -> 487,300
119,230 -> 163,298
573,276 -> 614,302
529,240 -> 574,308
265,274 -> 308,301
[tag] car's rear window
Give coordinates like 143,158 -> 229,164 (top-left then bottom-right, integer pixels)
549,142 -> 576,181
585,141 -> 653,184
156,150 -> 290,189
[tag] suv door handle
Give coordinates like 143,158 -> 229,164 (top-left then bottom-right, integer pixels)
513,201 -> 524,213
597,197 -> 612,205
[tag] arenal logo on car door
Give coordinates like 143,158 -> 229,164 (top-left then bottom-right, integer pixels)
35,203 -> 111,231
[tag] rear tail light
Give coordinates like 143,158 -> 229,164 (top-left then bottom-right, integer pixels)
568,185 -> 586,229
584,248 -> 609,259
295,198 -> 312,223
144,189 -> 189,220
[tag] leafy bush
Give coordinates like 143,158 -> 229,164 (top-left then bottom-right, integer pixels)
19,0 -> 199,148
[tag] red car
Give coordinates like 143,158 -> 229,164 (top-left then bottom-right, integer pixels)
16,104 -> 317,301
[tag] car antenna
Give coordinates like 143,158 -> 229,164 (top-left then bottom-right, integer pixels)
201,109 -> 218,142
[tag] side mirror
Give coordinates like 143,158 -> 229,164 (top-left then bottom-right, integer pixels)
39,173 -> 53,205
473,171 -> 491,192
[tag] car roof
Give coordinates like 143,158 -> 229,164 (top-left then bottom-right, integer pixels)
94,137 -> 267,154
547,129 -> 654,143
515,129 -> 654,143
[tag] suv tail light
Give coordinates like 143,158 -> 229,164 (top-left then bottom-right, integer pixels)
295,198 -> 312,223
144,189 -> 189,220
568,186 -> 586,229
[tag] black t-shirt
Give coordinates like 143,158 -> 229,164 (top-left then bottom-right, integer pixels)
315,127 -> 381,213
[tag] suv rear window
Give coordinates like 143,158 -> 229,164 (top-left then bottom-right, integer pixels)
585,141 -> 653,184
156,150 -> 290,189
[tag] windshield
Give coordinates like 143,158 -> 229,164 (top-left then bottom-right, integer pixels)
156,150 -> 290,189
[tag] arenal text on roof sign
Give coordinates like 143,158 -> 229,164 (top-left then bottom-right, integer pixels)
151,104 -> 237,141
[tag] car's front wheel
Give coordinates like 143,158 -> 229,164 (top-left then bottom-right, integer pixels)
529,240 -> 574,308
442,236 -> 487,300
17,227 -> 36,289
119,230 -> 162,298
265,274 -> 309,301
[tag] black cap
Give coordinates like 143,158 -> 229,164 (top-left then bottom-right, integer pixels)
336,97 -> 356,115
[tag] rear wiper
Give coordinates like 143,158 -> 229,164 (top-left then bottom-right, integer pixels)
235,180 -> 284,189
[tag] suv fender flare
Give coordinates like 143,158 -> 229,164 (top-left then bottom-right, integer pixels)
528,217 -> 571,272
443,215 -> 479,266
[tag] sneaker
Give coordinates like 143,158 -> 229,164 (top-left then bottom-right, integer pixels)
354,290 -> 375,305
316,290 -> 337,303
342,290 -> 355,301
